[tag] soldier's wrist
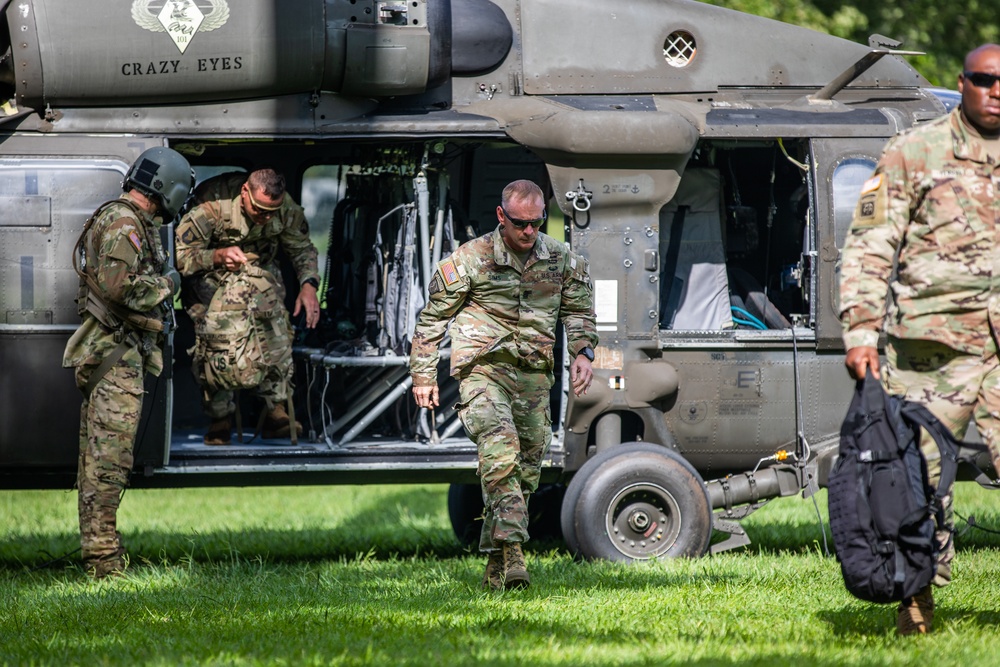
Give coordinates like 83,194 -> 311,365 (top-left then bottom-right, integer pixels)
411,375 -> 437,388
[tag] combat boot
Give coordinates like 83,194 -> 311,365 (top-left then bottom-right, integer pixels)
480,550 -> 504,591
204,416 -> 232,446
897,585 -> 934,635
84,541 -> 127,580
261,403 -> 303,440
501,542 -> 530,590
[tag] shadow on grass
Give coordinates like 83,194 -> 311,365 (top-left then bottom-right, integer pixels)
820,603 -> 1000,638
8,483 -> 1000,576
0,487 -> 470,572
721,493 -> 1000,557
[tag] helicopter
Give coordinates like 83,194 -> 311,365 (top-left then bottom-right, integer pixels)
0,0 -> 987,561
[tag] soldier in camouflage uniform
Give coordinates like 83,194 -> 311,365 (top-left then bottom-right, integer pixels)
840,44 -> 1000,634
176,169 -> 320,445
63,147 -> 194,578
410,180 -> 598,591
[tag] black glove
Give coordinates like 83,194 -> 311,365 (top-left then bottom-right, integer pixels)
162,266 -> 182,297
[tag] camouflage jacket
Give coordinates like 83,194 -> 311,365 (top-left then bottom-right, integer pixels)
409,227 -> 599,386
62,193 -> 174,376
840,107 -> 1000,354
175,172 -> 319,296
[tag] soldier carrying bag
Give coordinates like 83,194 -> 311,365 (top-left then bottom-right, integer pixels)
188,261 -> 292,392
828,371 -> 989,604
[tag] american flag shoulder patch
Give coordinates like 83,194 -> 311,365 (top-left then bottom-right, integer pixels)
440,260 -> 460,286
127,231 -> 142,253
860,174 -> 882,195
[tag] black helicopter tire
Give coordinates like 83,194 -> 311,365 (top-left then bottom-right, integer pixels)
447,482 -> 567,547
564,443 -> 713,562
447,483 -> 483,547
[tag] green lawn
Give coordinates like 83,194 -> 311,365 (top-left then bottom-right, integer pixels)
2,482 -> 1000,666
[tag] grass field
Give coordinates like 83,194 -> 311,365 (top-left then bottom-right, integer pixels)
2,482 -> 1000,666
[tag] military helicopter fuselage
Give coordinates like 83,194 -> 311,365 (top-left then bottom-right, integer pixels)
0,0 -> 981,560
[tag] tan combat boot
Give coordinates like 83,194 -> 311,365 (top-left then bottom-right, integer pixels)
897,585 -> 934,635
204,416 -> 232,446
261,403 -> 303,440
502,542 -> 530,590
84,539 -> 127,579
481,550 -> 504,591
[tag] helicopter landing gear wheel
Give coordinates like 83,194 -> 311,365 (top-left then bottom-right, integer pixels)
561,443 -> 713,561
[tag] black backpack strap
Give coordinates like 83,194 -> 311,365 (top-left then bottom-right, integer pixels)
899,402 -> 993,495
860,370 -> 888,413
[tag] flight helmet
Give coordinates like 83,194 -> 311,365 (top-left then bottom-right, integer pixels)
123,147 -> 195,218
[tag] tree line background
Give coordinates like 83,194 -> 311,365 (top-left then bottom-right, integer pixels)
701,0 -> 999,87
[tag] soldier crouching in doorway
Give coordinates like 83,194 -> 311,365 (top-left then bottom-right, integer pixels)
175,168 -> 321,445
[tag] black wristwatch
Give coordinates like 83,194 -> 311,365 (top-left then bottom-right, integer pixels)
577,346 -> 595,362
302,277 -> 319,290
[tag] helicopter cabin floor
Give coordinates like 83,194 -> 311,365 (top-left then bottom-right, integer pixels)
155,427 -> 488,486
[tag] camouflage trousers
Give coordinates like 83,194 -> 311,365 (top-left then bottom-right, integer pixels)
74,357 -> 144,565
884,335 -> 1000,587
457,354 -> 553,552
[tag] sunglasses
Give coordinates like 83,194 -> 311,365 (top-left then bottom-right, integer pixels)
963,71 -> 1000,89
501,206 -> 547,229
243,185 -> 281,220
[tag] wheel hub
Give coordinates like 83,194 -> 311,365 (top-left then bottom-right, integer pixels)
606,483 -> 682,559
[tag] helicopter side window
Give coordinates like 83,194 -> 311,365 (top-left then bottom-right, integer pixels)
831,158 -> 877,249
0,159 -> 126,326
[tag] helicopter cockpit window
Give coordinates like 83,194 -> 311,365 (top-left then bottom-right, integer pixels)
831,158 -> 877,249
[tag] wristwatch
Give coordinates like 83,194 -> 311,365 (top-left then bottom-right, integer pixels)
302,277 -> 319,290
577,346 -> 595,362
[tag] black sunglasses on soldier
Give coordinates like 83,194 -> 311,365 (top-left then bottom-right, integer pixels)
501,206 -> 547,229
963,71 -> 1000,88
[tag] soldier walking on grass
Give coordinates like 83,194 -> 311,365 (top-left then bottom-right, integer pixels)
64,147 -> 194,578
840,43 -> 1000,634
410,179 -> 598,590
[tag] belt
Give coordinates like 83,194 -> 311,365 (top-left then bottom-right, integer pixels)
490,350 -> 537,370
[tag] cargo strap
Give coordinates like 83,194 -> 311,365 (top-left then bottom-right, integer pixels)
82,332 -> 140,400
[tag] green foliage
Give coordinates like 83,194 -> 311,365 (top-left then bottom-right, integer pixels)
700,0 -> 999,86
2,484 -> 1000,665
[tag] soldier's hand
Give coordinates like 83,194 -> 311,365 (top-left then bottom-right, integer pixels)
570,355 -> 594,396
845,346 -> 880,380
213,246 -> 248,272
294,281 -> 321,329
413,384 -> 439,409
162,266 -> 182,297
